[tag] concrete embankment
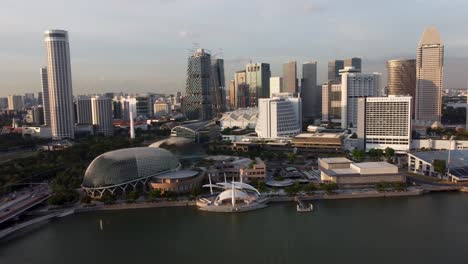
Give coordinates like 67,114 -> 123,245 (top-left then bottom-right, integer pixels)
76,200 -> 196,213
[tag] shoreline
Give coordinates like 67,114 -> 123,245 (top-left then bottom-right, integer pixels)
0,187 -> 462,240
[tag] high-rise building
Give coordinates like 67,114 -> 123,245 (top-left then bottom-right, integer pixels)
415,27 -> 444,122
269,77 -> 283,97
154,101 -> 171,116
91,96 -> 113,136
234,70 -> 249,108
0,97 -> 8,110
282,61 -> 297,94
357,96 -> 412,151
26,106 -> 44,125
112,99 -> 122,119
340,67 -> 380,128
184,48 -> 212,121
328,60 -> 344,81
322,81 -> 342,123
246,62 -> 271,106
40,67 -> 51,126
387,59 -> 416,115
211,58 -> 226,116
256,94 -> 302,138
37,92 -> 43,106
44,30 -> 74,139
135,95 -> 152,118
228,80 -> 236,110
76,96 -> 93,124
301,62 -> 320,118
23,93 -> 36,108
344,57 -> 362,72
7,95 -> 24,111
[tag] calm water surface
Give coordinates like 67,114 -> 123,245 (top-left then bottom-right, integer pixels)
1,193 -> 468,264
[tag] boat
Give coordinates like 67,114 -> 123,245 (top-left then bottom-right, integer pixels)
296,198 -> 314,212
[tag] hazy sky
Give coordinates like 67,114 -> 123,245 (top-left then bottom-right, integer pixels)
1,0 -> 468,97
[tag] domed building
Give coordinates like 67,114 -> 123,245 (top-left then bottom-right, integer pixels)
82,147 -> 195,198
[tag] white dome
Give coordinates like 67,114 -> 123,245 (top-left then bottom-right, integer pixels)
215,189 -> 249,203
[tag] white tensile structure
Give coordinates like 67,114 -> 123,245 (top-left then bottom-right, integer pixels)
220,108 -> 258,130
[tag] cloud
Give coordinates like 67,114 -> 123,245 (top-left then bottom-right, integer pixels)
178,30 -> 196,39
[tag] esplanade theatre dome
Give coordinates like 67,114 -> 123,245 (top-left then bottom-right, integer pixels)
82,147 -> 180,197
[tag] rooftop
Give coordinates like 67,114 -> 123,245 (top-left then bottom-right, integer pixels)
295,133 -> 342,139
410,150 -> 468,168
153,169 -> 199,180
320,157 -> 352,164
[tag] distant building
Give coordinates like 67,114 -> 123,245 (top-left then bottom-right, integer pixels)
220,108 -> 258,130
408,150 -> 468,182
135,95 -> 152,118
7,95 -> 23,111
91,96 -> 113,136
291,133 -> 344,152
0,97 -> 8,110
416,27 -> 444,123
344,57 -> 362,72
246,63 -> 271,106
319,158 -> 405,187
256,94 -> 302,138
40,67 -> 51,126
234,70 -> 249,108
328,60 -> 344,81
154,101 -> 171,116
211,58 -> 226,116
340,67 -> 380,128
44,30 -> 74,139
387,59 -> 416,115
282,61 -> 297,94
322,81 -> 342,123
229,79 -> 236,110
25,106 -> 44,125
269,77 -> 283,97
76,96 -> 92,124
357,96 -> 412,151
301,61 -> 320,118
184,48 -> 212,121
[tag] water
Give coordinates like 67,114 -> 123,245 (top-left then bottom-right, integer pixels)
1,193 -> 468,264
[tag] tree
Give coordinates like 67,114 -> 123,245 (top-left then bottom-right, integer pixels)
128,190 -> 140,201
368,148 -> 383,161
352,149 -> 365,162
433,159 -> 446,174
303,183 -> 316,193
320,183 -> 338,194
384,147 -> 395,159
287,153 -> 297,163
148,189 -> 161,200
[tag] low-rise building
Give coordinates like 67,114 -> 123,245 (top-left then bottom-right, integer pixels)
407,150 -> 468,181
291,133 -> 344,152
319,157 -> 405,187
206,156 -> 266,183
220,108 -> 258,130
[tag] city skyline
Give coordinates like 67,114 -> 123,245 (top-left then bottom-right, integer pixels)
2,0 -> 468,97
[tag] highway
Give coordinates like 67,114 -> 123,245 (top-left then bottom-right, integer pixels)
0,186 -> 50,224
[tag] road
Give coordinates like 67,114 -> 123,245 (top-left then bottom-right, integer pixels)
0,186 -> 50,224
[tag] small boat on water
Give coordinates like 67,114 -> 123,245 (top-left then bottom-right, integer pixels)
296,199 -> 314,212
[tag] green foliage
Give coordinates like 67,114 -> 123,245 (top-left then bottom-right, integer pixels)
100,193 -> 116,204
148,189 -> 162,200
190,187 -> 202,197
433,159 -> 446,174
287,153 -> 297,163
81,195 -> 92,204
319,183 -> 338,194
303,183 -> 316,193
384,147 -> 395,158
285,182 -> 301,195
128,190 -> 140,201
48,189 -> 79,206
352,149 -> 365,162
368,148 -> 384,160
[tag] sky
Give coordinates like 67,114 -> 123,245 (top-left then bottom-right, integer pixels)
1,0 -> 468,97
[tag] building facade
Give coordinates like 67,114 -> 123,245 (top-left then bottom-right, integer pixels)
211,58 -> 226,116
415,27 -> 444,123
327,60 -> 344,81
387,59 -> 416,115
321,81 -> 342,123
44,30 -> 74,139
91,96 -> 113,136
344,57 -> 362,72
256,95 -> 302,138
282,61 -> 297,94
301,61 -> 319,118
357,96 -> 412,151
40,67 -> 51,125
234,70 -> 249,109
340,67 -> 379,128
246,63 -> 271,106
269,77 -> 283,97
7,95 -> 23,111
76,96 -> 92,124
184,48 -> 212,121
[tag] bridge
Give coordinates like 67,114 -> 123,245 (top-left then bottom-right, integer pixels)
0,188 -> 50,225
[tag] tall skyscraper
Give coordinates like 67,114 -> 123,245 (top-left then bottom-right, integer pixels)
234,70 -> 249,108
322,81 -> 342,123
246,62 -> 271,106
229,79 -> 236,110
76,96 -> 93,124
269,77 -> 283,97
340,67 -> 380,128
91,96 -> 113,136
0,98 -> 8,110
40,67 -> 51,126
282,61 -> 297,94
135,95 -> 152,118
7,95 -> 24,111
415,27 -> 444,122
256,95 -> 302,138
301,62 -> 320,118
387,59 -> 416,116
44,30 -> 74,139
357,96 -> 412,151
184,48 -> 212,120
344,57 -> 362,72
211,58 -> 226,116
328,60 -> 344,81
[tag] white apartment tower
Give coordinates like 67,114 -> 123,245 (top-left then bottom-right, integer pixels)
91,96 -> 113,136
269,77 -> 283,97
44,30 -> 74,139
40,67 -> 51,125
340,67 -> 380,129
415,27 -> 444,123
357,96 -> 412,151
256,95 -> 302,138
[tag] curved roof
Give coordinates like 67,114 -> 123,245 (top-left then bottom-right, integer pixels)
82,147 -> 180,188
215,189 -> 249,202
